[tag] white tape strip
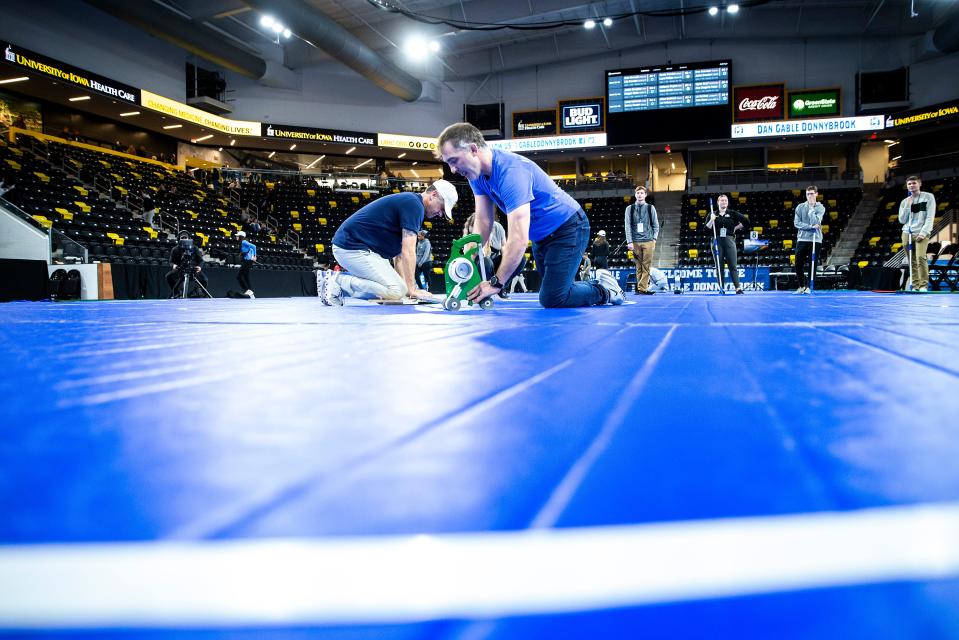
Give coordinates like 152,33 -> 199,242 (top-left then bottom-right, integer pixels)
2,501 -> 958,628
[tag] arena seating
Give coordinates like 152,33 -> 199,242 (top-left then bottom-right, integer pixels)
852,176 -> 956,267
2,132 -> 312,270
678,188 -> 862,268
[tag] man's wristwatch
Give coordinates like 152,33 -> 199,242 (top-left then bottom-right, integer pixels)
488,275 -> 503,290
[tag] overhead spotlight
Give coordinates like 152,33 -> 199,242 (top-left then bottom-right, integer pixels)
708,6 -> 719,15
397,152 -> 406,159
0,76 -> 29,84
260,15 -> 275,28
162,124 -> 182,129
584,19 -> 596,29
289,143 -> 296,150
283,28 -> 292,39
119,111 -> 140,117
404,36 -> 428,60
428,40 -> 441,53
345,147 -> 356,154
268,151 -> 276,158
727,4 -> 740,13
68,96 -> 90,102
194,134 -> 213,142
230,139 -> 236,146
603,17 -> 613,27
411,161 -> 418,166
271,22 -> 283,33
218,147 -> 223,151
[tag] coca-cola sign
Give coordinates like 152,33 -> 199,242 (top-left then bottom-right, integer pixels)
733,84 -> 785,122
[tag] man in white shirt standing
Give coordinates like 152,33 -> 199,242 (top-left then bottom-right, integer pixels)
899,175 -> 937,292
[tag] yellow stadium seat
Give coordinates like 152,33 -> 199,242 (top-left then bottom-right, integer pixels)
789,254 -> 796,265
821,224 -> 829,234
731,192 -> 739,198
424,221 -> 432,229
939,202 -> 949,211
689,221 -> 698,230
315,244 -> 325,253
753,227 -> 763,234
891,242 -> 902,253
293,223 -> 302,231
858,261 -> 869,268
827,199 -> 837,207
623,195 -> 631,202
328,200 -> 337,208
769,219 -> 779,228
307,189 -> 315,196
829,211 -> 839,220
688,248 -> 699,258
627,251 -> 634,259
433,266 -> 444,274
885,201 -> 895,209
784,201 -> 793,208
584,202 -> 592,210
816,194 -> 824,202
698,209 -> 707,216
196,232 -> 208,247
888,214 -> 898,223
738,196 -> 746,204
291,211 -> 299,218
868,236 -> 880,247
363,192 -> 371,199
106,232 -> 124,246
74,201 -> 91,212
319,218 -> 327,226
783,239 -> 793,249
32,215 -> 52,228
690,198 -> 698,205
307,205 -> 316,213
143,227 -> 158,239
351,196 -> 360,204
791,189 -> 801,197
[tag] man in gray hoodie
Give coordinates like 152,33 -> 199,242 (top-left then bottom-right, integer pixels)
625,186 -> 660,294
899,175 -> 937,292
793,185 -> 825,294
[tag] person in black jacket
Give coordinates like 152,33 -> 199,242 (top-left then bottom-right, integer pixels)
705,194 -> 749,294
166,232 -> 208,297
590,230 -> 610,270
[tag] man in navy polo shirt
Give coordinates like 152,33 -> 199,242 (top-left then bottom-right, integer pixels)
320,180 -> 458,305
436,122 -> 623,308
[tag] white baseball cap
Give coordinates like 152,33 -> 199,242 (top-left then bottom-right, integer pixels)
430,179 -> 458,220
235,231 -> 246,237
598,230 -> 606,237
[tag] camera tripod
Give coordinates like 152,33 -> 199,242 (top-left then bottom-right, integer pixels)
174,267 -> 213,299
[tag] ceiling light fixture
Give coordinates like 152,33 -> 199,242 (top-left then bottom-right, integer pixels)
268,151 -> 276,158
345,147 -> 356,154
119,111 -> 140,117
289,143 -> 297,150
306,155 -> 325,169
194,134 -> 214,142
0,76 -> 29,84
584,19 -> 596,29
404,36 -> 429,60
428,40 -> 441,52
603,17 -> 613,27
708,6 -> 719,15
354,158 -> 373,170
68,96 -> 90,102
411,169 -> 420,178
727,4 -> 740,13
260,15 -> 275,28
397,152 -> 406,159
162,124 -> 182,129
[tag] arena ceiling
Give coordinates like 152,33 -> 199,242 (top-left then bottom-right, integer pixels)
158,0 -> 951,84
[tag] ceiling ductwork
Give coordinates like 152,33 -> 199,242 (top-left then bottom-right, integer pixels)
932,6 -> 959,53
84,0 -> 268,79
242,0 -> 423,102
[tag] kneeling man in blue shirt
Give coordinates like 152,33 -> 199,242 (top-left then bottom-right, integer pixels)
437,122 -> 623,307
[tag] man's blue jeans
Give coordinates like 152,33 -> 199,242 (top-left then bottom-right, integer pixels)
532,209 -> 605,308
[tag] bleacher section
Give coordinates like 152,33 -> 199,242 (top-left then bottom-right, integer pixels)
678,188 -> 862,268
852,176 -> 956,267
2,131 -> 311,271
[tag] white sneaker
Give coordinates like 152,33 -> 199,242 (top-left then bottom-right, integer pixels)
245,290 -> 255,299
323,271 -> 344,306
317,270 -> 330,305
793,287 -> 805,294
918,286 -> 928,292
595,269 -> 624,305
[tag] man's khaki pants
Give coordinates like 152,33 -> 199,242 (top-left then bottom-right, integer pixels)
902,231 -> 929,289
633,240 -> 656,292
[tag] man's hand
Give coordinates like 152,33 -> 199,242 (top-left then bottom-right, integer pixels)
467,280 -> 499,302
627,242 -> 633,251
812,224 -> 822,229
252,256 -> 257,262
916,234 -> 926,242
410,288 -> 433,300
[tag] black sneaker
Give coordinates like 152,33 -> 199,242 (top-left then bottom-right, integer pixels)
735,288 -> 744,294
498,289 -> 510,299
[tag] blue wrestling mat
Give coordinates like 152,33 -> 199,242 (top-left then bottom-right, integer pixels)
2,291 -> 958,639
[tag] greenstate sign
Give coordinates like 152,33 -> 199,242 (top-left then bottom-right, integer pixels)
788,89 -> 841,118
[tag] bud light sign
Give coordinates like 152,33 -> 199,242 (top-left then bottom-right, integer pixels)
559,98 -> 605,133
733,84 -> 785,122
